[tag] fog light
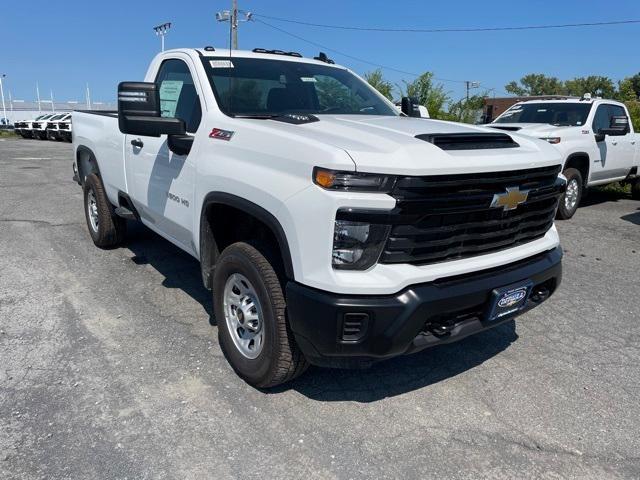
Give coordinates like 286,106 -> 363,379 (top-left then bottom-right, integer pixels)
332,220 -> 390,270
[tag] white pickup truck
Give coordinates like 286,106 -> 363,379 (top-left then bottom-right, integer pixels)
490,97 -> 640,218
73,47 -> 565,387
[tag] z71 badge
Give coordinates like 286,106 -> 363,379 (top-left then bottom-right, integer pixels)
209,128 -> 234,141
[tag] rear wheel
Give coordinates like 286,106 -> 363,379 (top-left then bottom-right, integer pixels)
83,173 -> 126,248
213,242 -> 308,388
557,168 -> 583,220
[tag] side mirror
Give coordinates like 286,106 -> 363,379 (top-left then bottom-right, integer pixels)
118,82 -> 186,137
598,115 -> 630,137
401,96 -> 421,117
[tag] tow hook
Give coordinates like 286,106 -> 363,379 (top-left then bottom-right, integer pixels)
427,322 -> 454,337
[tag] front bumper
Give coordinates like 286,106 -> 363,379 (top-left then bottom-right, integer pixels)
286,247 -> 562,368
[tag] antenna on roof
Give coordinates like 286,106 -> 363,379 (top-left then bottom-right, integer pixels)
314,52 -> 335,64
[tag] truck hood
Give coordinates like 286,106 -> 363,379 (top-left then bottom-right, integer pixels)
256,115 -> 563,175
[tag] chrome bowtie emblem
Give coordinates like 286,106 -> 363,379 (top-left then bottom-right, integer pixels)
491,187 -> 529,211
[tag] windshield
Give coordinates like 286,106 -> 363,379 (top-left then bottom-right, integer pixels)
201,57 -> 397,117
49,114 -> 66,121
494,102 -> 592,126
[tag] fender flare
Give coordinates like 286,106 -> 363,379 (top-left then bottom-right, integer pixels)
564,152 -> 590,185
75,145 -> 102,185
199,192 -> 295,287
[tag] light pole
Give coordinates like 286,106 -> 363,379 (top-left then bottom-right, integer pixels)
0,75 -> 7,126
36,82 -> 41,112
153,23 -> 172,52
216,1 -> 252,50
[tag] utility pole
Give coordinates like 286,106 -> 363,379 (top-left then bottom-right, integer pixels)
231,0 -> 238,50
8,90 -> 13,111
36,82 -> 41,112
0,75 -> 7,125
153,23 -> 172,52
465,81 -> 480,101
50,90 -> 55,112
86,83 -> 92,109
216,2 -> 252,50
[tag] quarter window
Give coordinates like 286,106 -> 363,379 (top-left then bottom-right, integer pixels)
155,59 -> 202,133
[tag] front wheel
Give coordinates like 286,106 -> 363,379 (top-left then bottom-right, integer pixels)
556,168 -> 583,220
213,242 -> 308,388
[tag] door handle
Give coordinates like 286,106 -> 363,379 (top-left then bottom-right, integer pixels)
131,138 -> 144,148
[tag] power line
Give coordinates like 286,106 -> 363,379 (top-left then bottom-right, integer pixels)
255,18 -> 466,84
253,14 -> 640,33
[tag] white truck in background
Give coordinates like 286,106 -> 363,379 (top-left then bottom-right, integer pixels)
490,96 -> 640,218
14,113 -> 55,138
46,113 -> 72,141
72,47 -> 565,387
32,113 -> 69,140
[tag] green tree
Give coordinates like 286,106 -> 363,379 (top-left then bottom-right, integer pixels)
399,72 -> 450,119
504,74 -> 565,96
565,76 -> 616,98
364,69 -> 394,100
619,73 -> 640,99
447,94 -> 486,124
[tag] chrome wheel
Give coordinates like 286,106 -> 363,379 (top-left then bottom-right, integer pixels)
564,178 -> 579,211
87,190 -> 99,232
223,273 -> 264,359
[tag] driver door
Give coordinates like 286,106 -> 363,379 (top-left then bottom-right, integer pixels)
124,58 -> 202,253
591,104 -> 633,181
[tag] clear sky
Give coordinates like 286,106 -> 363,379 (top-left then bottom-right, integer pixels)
2,0 -> 639,103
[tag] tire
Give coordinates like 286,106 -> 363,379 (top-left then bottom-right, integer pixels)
632,179 -> 640,200
213,242 -> 308,388
556,168 -> 583,220
82,173 -> 126,248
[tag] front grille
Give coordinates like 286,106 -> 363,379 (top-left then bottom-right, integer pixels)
380,165 -> 563,265
32,123 -> 41,128
59,123 -> 69,130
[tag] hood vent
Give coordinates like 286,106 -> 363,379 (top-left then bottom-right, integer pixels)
416,132 -> 519,150
488,125 -> 522,132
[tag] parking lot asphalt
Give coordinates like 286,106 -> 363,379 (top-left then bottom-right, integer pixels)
1,137 -> 639,479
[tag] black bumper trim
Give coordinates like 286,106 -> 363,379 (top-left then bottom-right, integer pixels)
286,247 -> 562,368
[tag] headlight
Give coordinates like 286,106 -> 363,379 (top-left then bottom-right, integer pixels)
314,167 -> 396,192
332,219 -> 390,270
540,137 -> 561,144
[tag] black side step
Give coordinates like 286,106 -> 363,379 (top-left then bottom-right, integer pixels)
114,206 -> 137,220
115,192 -> 141,220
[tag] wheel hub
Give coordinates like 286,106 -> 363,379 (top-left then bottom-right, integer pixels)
87,190 -> 99,232
223,273 -> 264,359
564,178 -> 579,211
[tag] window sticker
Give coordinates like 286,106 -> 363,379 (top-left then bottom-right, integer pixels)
210,60 -> 234,68
159,80 -> 184,117
300,77 -> 317,83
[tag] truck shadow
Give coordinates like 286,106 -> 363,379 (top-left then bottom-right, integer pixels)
123,222 -> 216,325
276,321 -> 518,402
121,222 -> 518,400
580,186 -> 630,208
621,208 -> 640,226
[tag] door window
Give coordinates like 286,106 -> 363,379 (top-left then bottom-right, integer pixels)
155,59 -> 202,133
591,105 -> 610,133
